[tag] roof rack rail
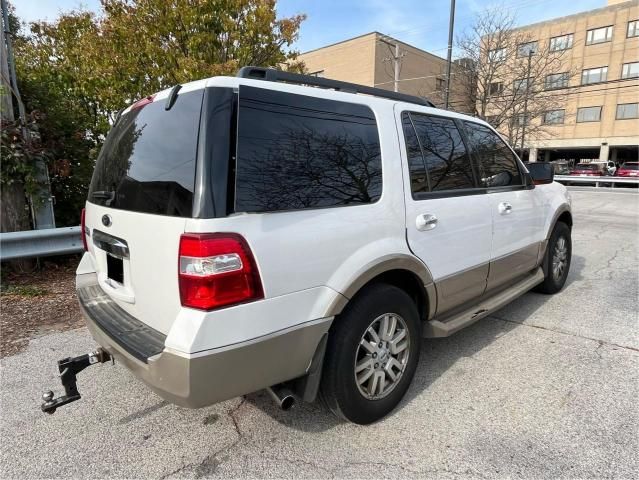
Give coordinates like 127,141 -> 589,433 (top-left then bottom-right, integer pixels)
236,66 -> 435,108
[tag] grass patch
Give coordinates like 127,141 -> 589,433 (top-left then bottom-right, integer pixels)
1,285 -> 49,297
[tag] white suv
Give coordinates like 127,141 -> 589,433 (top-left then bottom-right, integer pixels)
59,68 -> 572,424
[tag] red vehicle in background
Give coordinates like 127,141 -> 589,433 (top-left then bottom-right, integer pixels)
616,162 -> 639,177
570,163 -> 606,176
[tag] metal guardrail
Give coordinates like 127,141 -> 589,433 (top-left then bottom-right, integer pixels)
555,175 -> 639,187
0,226 -> 83,261
1,176 -> 636,261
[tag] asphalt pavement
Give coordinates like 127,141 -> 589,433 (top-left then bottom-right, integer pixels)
1,189 -> 637,479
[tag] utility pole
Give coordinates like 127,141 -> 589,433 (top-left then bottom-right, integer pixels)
444,0 -> 456,109
1,0 -> 56,230
519,50 -> 533,160
379,36 -> 406,93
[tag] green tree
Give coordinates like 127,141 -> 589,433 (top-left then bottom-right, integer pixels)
7,0 -> 305,227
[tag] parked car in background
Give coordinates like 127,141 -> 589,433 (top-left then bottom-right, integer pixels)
551,161 -> 572,175
571,163 -> 606,176
616,162 -> 639,177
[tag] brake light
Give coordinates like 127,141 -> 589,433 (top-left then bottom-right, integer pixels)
178,233 -> 264,311
80,208 -> 88,251
131,95 -> 155,110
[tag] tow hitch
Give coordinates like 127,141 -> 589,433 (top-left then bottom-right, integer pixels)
41,348 -> 112,414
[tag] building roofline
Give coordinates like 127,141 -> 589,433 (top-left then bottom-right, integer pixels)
511,0 -> 635,32
299,31 -> 381,55
299,31 -> 448,62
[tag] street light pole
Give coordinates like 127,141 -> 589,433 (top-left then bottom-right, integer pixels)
445,0 -> 456,109
519,50 -> 533,159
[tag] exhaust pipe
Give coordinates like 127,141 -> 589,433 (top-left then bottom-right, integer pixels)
266,384 -> 296,411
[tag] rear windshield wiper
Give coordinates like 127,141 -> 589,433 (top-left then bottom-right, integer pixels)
91,190 -> 115,200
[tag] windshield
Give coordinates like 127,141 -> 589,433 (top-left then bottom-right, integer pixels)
620,162 -> 639,170
88,90 -> 204,216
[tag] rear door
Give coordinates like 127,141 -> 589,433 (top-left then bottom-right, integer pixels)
84,88 -> 205,334
398,110 -> 492,315
462,121 -> 545,291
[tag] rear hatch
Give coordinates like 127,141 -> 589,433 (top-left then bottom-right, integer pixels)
84,87 -> 204,334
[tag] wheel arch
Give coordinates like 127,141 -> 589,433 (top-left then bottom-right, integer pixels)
325,255 -> 437,322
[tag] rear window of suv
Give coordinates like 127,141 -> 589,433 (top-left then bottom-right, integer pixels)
234,86 -> 382,213
88,90 -> 204,216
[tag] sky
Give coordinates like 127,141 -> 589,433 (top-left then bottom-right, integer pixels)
14,0 -> 607,57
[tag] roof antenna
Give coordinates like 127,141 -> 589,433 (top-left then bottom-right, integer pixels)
165,85 -> 182,111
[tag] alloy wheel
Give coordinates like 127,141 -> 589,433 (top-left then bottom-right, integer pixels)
354,313 -> 410,400
552,236 -> 568,282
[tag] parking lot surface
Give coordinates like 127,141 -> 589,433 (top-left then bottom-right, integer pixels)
1,190 -> 637,479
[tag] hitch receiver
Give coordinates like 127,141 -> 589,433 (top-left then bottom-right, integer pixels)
41,348 -> 112,414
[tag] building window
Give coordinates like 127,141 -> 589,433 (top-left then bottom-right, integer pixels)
576,106 -> 602,123
545,72 -> 569,90
488,48 -> 506,62
581,66 -> 608,85
543,110 -> 565,125
621,62 -> 639,79
616,103 -> 639,120
513,114 -> 529,127
549,34 -> 574,51
488,82 -> 503,96
517,41 -> 538,57
513,77 -> 530,93
628,20 -> 639,38
586,26 -> 613,45
308,70 -> 325,78
435,77 -> 445,91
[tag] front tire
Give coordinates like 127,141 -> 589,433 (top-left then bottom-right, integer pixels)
535,221 -> 572,294
319,283 -> 421,424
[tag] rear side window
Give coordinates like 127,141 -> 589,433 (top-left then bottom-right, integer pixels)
401,114 -> 429,195
463,122 -> 523,188
402,112 -> 476,194
235,86 -> 382,213
89,90 -> 204,216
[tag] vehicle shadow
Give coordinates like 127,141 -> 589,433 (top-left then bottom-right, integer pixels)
245,255 -> 586,432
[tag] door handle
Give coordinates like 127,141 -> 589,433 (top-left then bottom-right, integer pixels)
416,214 -> 438,231
498,202 -> 513,215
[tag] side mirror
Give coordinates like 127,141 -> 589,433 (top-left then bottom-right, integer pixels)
527,162 -> 554,185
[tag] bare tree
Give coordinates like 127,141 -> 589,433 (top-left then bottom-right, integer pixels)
455,8 -> 578,150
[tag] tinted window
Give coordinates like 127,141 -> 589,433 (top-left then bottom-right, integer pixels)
89,90 -> 203,216
409,113 -> 475,191
235,87 -> 382,213
463,122 -> 523,187
401,113 -> 428,195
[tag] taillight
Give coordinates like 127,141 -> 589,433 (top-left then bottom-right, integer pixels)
80,208 -> 88,251
178,233 -> 264,311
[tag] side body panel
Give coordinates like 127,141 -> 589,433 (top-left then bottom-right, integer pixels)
394,105 -> 493,315
485,188 -> 546,291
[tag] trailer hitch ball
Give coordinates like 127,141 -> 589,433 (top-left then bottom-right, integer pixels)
40,348 -> 112,414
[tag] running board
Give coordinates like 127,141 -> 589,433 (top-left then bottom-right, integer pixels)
423,268 -> 544,338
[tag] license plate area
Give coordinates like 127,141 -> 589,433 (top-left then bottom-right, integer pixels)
107,254 -> 124,284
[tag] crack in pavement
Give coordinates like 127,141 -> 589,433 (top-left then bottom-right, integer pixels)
158,397 -> 247,479
488,315 -> 639,353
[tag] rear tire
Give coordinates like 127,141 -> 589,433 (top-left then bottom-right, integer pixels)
319,283 -> 421,424
535,221 -> 571,294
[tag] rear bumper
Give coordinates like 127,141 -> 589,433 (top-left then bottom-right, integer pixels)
77,275 -> 332,408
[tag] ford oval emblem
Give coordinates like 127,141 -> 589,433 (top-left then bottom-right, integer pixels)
101,215 -> 112,227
